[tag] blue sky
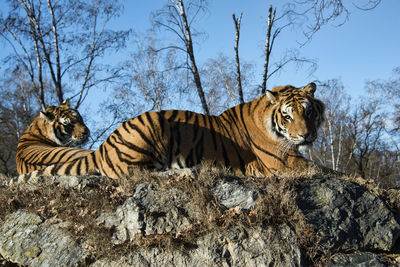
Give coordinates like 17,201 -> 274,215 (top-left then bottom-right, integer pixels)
113,0 -> 400,99
0,0 -> 399,103
0,0 -> 398,147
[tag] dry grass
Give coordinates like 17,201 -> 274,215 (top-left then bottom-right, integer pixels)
0,165 -> 330,263
242,170 -> 328,265
381,189 -> 400,216
0,173 -> 10,183
0,176 -> 121,259
3,166 -> 398,266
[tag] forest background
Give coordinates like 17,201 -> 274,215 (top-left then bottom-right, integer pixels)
1,0 -> 399,187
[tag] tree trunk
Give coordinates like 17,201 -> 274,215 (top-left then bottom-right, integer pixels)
47,0 -> 63,104
261,6 -> 275,94
233,13 -> 244,104
175,0 -> 209,115
327,120 -> 336,170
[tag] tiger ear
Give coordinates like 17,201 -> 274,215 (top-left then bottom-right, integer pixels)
303,83 -> 316,96
40,111 -> 54,123
61,99 -> 70,107
266,90 -> 278,104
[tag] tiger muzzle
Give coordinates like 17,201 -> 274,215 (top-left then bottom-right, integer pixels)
296,133 -> 316,144
72,126 -> 90,145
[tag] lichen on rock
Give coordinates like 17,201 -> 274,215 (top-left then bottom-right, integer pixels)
0,210 -> 86,266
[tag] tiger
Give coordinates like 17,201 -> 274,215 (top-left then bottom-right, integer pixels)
16,99 -> 93,174
22,83 -> 332,179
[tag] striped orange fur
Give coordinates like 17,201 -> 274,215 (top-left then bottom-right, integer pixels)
16,100 -> 92,174
23,83 -> 329,179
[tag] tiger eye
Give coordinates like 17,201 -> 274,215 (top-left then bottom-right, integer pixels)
283,115 -> 291,121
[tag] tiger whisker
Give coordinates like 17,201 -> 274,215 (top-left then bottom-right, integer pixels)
277,139 -> 294,156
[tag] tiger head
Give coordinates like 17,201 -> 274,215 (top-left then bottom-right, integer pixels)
265,83 -> 324,150
39,99 -> 90,146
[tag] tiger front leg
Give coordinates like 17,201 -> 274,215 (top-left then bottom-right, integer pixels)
285,151 -> 341,176
244,161 -> 268,176
251,146 -> 314,175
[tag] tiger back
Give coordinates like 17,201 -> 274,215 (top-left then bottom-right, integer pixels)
24,83 -> 332,179
16,99 -> 93,174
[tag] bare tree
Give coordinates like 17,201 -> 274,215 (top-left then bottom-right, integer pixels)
0,0 -> 130,109
232,13 -> 244,104
309,79 -> 399,185
261,6 -> 276,94
152,0 -> 210,115
361,70 -> 400,184
311,79 -> 350,171
87,32 -> 183,149
345,99 -> 386,178
0,0 -> 130,173
109,31 -> 181,115
0,68 -> 38,174
260,5 -> 317,93
201,54 -> 237,114
127,32 -> 180,112
366,67 -> 400,132
201,54 -> 255,114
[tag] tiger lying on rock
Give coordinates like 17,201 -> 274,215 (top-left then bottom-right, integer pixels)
20,83 -> 335,179
16,99 -> 92,174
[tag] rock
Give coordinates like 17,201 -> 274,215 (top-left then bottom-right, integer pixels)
2,173 -> 400,266
92,224 -> 303,267
212,178 -> 259,210
96,197 -> 143,244
6,174 -> 109,191
328,252 -> 387,267
157,168 -> 197,179
96,184 -> 192,244
296,175 -> 400,252
215,224 -> 302,267
0,210 -> 86,267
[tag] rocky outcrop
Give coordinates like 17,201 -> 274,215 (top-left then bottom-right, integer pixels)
92,224 -> 302,267
0,210 -> 86,266
212,178 -> 260,210
1,171 -> 400,266
296,176 -> 400,252
96,184 -> 194,244
328,252 -> 388,267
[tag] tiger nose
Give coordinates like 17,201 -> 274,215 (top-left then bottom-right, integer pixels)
298,133 -> 310,140
300,133 -> 315,142
76,126 -> 90,140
